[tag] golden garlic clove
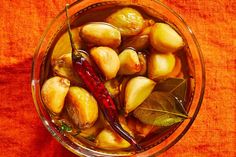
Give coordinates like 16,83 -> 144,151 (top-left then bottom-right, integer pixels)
79,122 -> 102,139
79,112 -> 105,138
118,116 -> 134,137
95,128 -> 131,150
167,56 -> 182,77
120,19 -> 154,51
51,27 -> 82,62
137,52 -> 147,75
41,76 -> 70,114
127,117 -> 154,138
125,76 -> 156,114
106,7 -> 144,36
52,52 -> 92,85
52,53 -> 82,84
80,22 -> 121,48
139,19 -> 155,36
90,47 -> 120,80
150,23 -> 184,53
121,34 -> 149,51
104,79 -> 120,97
118,49 -> 141,75
148,53 -> 176,80
95,115 -> 133,150
118,77 -> 131,108
66,87 -> 98,129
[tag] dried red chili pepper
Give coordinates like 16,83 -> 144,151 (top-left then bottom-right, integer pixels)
65,4 -> 141,150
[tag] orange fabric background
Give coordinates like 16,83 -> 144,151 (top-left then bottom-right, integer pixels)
0,0 -> 235,156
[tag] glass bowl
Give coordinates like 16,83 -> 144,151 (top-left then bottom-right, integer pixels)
31,0 -> 205,156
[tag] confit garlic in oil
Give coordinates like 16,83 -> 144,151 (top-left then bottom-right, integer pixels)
41,6 -> 188,151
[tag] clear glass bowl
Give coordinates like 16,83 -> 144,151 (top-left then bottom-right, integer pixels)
31,0 -> 205,156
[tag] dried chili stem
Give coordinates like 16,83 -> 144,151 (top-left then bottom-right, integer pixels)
65,4 -> 82,60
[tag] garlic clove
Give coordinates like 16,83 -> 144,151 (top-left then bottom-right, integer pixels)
90,46 -> 120,80
118,49 -> 141,75
52,53 -> 82,84
79,111 -> 105,138
80,22 -> 121,48
167,56 -> 182,77
150,23 -> 184,53
148,53 -> 176,80
51,27 -> 82,62
95,128 -> 131,150
136,52 -> 147,75
127,117 -> 155,138
66,87 -> 98,129
121,35 -> 149,51
125,76 -> 156,114
106,7 -> 144,36
104,78 -> 120,97
41,76 -> 70,114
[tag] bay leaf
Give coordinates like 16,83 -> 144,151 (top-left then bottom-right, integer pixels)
155,78 -> 187,102
133,92 -> 188,127
155,78 -> 188,115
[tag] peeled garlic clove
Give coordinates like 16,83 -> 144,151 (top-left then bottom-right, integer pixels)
148,53 -> 176,80
150,23 -> 184,53
106,7 -> 144,36
121,35 -> 149,51
137,52 -> 147,75
167,56 -> 182,77
80,22 -> 121,48
51,27 -> 82,62
41,76 -> 70,114
125,76 -> 156,114
66,87 -> 98,129
90,47 -> 120,80
139,19 -> 155,36
127,117 -> 154,138
79,113 -> 104,138
120,20 -> 153,51
95,128 -> 131,150
118,116 -> 134,137
118,77 -> 131,108
134,120 -> 155,138
118,49 -> 141,75
52,53 -> 82,84
104,79 -> 120,97
52,52 -> 92,84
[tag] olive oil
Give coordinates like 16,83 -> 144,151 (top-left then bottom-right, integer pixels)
41,3 -> 195,152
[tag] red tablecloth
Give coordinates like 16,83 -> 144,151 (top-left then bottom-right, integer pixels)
0,0 -> 235,156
